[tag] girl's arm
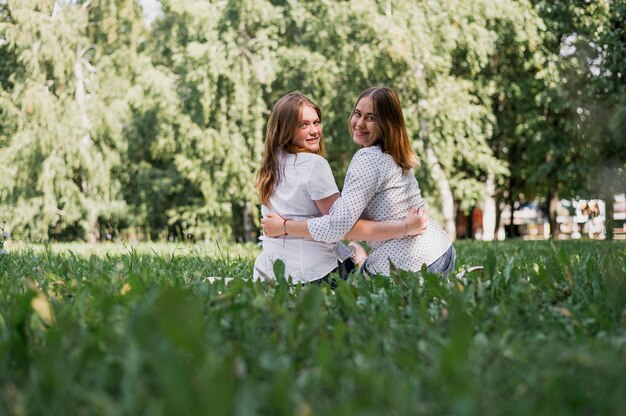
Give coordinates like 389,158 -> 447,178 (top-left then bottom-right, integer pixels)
262,207 -> 428,240
309,192 -> 429,241
306,149 -> 380,243
346,207 -> 428,240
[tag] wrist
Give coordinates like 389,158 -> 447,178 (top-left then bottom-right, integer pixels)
283,218 -> 289,236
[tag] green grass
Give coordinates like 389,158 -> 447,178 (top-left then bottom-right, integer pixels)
1,240 -> 625,415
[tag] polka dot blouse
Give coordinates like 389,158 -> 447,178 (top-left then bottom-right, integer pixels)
307,146 -> 452,276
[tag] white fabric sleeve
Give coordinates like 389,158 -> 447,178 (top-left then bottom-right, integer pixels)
306,156 -> 339,200
307,149 -> 380,243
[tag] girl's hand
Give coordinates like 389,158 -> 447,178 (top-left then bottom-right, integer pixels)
405,207 -> 429,235
261,212 -> 286,237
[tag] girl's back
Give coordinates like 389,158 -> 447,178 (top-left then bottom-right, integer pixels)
254,151 -> 349,282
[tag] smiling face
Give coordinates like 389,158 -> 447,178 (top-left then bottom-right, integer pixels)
350,96 -> 379,147
292,105 -> 323,152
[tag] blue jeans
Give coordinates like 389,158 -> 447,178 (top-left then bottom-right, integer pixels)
427,245 -> 456,277
360,244 -> 456,278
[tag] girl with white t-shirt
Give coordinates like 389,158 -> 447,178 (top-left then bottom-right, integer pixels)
262,87 -> 455,278
253,92 -> 427,284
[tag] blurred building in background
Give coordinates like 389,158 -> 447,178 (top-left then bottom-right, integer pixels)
458,194 -> 625,240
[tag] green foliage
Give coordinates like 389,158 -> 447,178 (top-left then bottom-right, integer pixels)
139,0 -> 276,240
0,0 -> 135,242
492,0 -> 624,205
1,240 -> 625,414
1,1 -> 623,242
580,0 -> 626,198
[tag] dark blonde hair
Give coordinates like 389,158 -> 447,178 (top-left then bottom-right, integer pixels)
349,86 -> 418,171
255,92 -> 326,206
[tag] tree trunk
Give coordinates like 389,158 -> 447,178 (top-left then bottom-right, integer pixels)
426,146 -> 456,240
467,206 -> 475,239
482,174 -> 497,240
75,45 -> 99,241
494,197 -> 503,240
232,200 -> 257,242
548,187 -> 560,240
505,194 -> 516,238
242,200 -> 257,242
605,194 -> 614,240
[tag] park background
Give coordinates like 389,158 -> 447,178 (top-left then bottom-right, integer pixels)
1,0 -> 625,245
1,2 -> 626,415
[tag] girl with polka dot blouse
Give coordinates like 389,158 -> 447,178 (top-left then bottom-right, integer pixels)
262,87 -> 455,277
254,92 -> 428,284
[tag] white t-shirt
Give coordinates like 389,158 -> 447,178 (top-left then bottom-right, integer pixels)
253,151 -> 351,283
308,146 -> 452,276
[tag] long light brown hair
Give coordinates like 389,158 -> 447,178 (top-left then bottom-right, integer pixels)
349,87 -> 418,171
255,93 -> 326,206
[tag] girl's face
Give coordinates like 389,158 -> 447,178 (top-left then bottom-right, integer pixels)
351,97 -> 379,147
293,105 -> 322,152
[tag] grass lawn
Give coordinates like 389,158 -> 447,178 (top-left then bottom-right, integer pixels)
1,240 -> 625,415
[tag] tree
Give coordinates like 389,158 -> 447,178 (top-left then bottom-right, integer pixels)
84,0 -> 190,241
136,0 -> 280,241
3,0 -> 619,243
265,0 -> 513,239
0,0 -> 125,241
479,1 -> 621,240
578,0 -> 626,239
522,0 -> 621,239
